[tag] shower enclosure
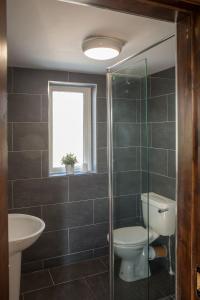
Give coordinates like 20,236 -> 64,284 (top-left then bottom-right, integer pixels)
107,36 -> 176,300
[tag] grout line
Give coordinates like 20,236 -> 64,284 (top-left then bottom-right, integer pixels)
11,122 -> 14,151
40,95 -> 43,122
167,150 -> 169,177
10,121 -> 48,124
8,149 -> 48,153
40,151 -> 43,178
92,199 -> 94,224
11,181 -> 14,209
67,176 -> 69,202
48,269 -> 55,286
68,228 -> 70,253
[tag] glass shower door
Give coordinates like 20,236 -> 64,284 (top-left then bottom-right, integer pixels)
107,58 -> 150,300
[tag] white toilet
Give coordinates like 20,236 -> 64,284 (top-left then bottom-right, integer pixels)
113,192 -> 176,282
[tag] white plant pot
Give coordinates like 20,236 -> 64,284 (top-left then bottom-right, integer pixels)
65,165 -> 74,174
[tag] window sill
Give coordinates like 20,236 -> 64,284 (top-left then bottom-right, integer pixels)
49,170 -> 96,177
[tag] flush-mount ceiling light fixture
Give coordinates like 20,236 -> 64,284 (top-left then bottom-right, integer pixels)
82,36 -> 125,60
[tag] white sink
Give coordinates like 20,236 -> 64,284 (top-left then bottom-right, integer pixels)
8,214 -> 45,300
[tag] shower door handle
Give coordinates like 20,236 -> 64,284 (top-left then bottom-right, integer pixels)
158,208 -> 169,213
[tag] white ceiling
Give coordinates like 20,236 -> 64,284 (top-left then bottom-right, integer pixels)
7,0 -> 176,74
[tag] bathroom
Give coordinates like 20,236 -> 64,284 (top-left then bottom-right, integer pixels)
6,0 -> 177,299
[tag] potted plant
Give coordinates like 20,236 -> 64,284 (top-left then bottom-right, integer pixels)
61,153 -> 78,174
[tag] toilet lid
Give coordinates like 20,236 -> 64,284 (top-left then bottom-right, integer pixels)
113,226 -> 152,245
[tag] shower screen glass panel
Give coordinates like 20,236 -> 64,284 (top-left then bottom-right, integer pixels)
108,58 -> 150,300
108,47 -> 176,299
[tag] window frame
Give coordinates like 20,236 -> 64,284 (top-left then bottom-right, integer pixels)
48,82 -> 93,175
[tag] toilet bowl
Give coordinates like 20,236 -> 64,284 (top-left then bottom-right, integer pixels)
113,192 -> 176,282
114,226 -> 159,282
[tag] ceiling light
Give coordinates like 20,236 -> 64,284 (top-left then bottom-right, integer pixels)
82,36 -> 124,60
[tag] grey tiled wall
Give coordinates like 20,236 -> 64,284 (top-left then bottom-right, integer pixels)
144,67 -> 176,275
112,75 -> 143,228
141,67 -> 176,200
7,67 -> 109,272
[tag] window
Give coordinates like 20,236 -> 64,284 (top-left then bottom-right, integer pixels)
49,83 -> 93,174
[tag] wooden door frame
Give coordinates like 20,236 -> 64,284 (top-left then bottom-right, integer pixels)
0,0 -> 200,299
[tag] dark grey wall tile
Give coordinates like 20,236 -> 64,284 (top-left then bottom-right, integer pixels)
13,177 -> 68,207
8,151 -> 41,180
114,195 -> 138,220
152,123 -> 170,149
8,206 -> 42,218
93,247 -> 109,258
150,77 -> 175,97
23,229 -> 68,262
141,171 -> 149,193
41,150 -> 49,177
69,223 -> 108,253
141,123 -> 151,147
168,94 -> 175,121
13,123 -> 48,151
113,77 -> 140,99
115,100 -> 137,122
114,171 -> 140,196
8,94 -> 41,122
68,72 -> 106,98
152,67 -> 175,79
94,198 -> 109,223
13,68 -> 67,94
97,148 -> 107,173
148,96 -> 168,122
169,122 -> 176,150
97,98 -> 107,122
142,148 -> 168,175
114,123 -> 140,147
114,147 -> 138,172
168,150 -> 176,178
7,67 -> 13,93
8,123 -> 12,151
22,260 -> 44,273
141,76 -> 151,99
41,95 -> 48,122
42,200 -> 93,231
69,174 -> 108,201
150,173 -> 176,200
97,123 -> 107,148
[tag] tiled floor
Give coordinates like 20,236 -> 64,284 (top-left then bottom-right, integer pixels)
21,257 -> 175,300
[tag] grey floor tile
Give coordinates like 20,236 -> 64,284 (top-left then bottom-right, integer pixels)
49,258 -> 107,284
85,273 -> 109,300
21,269 -> 53,293
23,280 -> 95,300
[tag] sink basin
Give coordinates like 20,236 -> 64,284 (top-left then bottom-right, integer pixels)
9,214 -> 45,255
8,214 -> 45,300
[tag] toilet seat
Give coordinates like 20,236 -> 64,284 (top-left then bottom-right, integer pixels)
113,226 -> 153,247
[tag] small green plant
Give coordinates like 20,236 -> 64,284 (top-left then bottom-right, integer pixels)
61,153 -> 78,166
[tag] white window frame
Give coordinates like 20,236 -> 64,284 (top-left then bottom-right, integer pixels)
49,83 -> 92,174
